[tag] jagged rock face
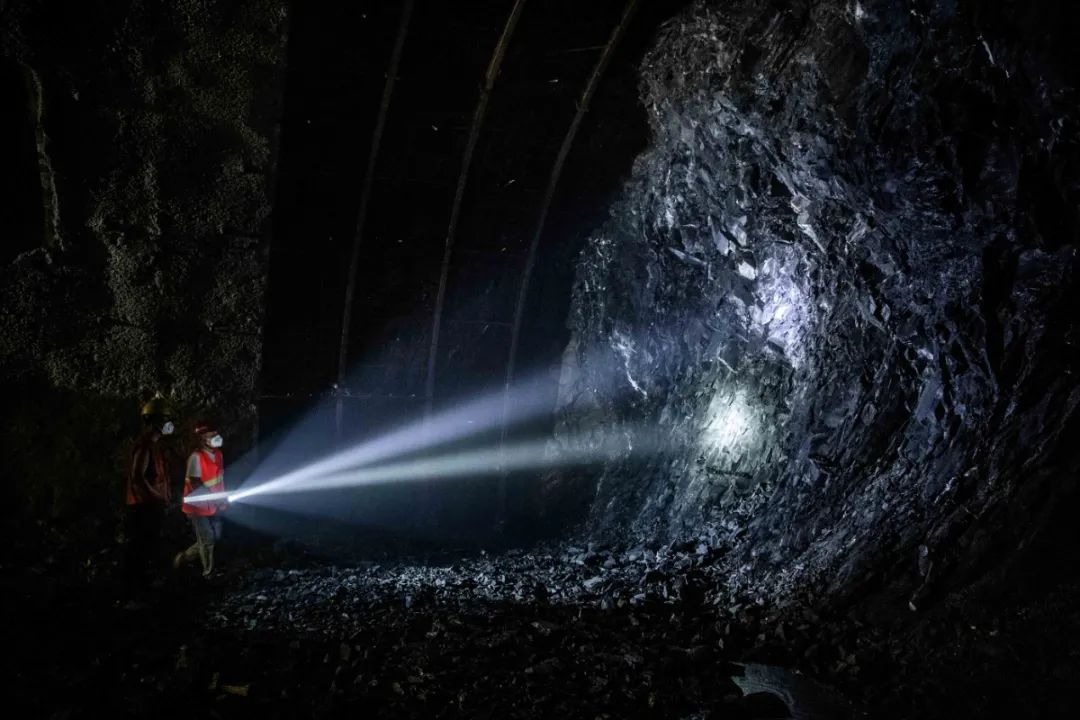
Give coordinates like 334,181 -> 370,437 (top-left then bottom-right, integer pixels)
553,0 -> 1080,602
0,1 -> 286,524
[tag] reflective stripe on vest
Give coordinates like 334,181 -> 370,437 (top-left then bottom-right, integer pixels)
183,449 -> 224,516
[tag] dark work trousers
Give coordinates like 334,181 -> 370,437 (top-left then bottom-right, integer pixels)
123,502 -> 165,591
181,514 -> 223,576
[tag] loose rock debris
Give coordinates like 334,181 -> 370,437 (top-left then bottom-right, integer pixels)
8,534 -> 1078,718
194,542 -> 855,719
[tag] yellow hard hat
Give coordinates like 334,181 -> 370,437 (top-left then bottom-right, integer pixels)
140,395 -> 174,418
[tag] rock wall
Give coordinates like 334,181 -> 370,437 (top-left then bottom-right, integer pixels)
0,0 -> 286,529
552,0 -> 1080,605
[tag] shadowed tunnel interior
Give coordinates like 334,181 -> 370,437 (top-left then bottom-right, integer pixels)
2,1 -> 1079,718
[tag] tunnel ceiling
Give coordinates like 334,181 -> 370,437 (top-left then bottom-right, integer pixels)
257,0 -> 688,528
261,0 -> 678,417
550,0 -> 1080,607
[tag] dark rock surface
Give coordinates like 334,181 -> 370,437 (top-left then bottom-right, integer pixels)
0,0 -> 287,527
549,0 -> 1080,612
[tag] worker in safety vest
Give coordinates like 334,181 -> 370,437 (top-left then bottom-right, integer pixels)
123,396 -> 175,591
174,422 -> 226,577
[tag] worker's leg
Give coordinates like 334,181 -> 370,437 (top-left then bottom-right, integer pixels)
181,515 -> 211,572
195,515 -> 216,576
145,503 -> 164,575
123,504 -> 151,591
180,517 -> 200,563
206,516 -> 223,574
179,537 -> 201,565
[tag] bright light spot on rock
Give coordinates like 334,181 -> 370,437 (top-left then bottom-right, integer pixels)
703,390 -> 755,452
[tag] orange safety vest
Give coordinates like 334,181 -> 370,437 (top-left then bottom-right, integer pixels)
183,449 -> 224,516
126,434 -> 170,505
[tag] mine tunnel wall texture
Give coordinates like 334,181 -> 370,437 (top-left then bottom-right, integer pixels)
553,0 -> 1080,601
0,1 -> 286,525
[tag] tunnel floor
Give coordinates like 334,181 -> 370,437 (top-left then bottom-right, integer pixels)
5,527 -> 1078,719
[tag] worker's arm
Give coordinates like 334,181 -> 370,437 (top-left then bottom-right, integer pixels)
132,446 -> 165,502
182,451 -> 206,506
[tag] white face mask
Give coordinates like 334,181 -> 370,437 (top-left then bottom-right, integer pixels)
161,421 -> 175,436
209,434 -> 224,448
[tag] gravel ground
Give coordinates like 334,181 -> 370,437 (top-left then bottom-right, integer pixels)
5,528 -> 1077,718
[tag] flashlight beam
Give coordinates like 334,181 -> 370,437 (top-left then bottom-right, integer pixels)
247,372 -> 561,500
183,491 -> 230,505
234,428 -> 667,503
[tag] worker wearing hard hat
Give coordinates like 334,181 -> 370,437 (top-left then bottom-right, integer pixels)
174,423 -> 227,577
123,396 -> 175,593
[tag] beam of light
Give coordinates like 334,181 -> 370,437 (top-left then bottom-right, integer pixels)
229,427 -> 668,505
183,491 -> 230,505
229,309 -> 791,510
241,371 -> 562,502
240,341 -> 645,504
